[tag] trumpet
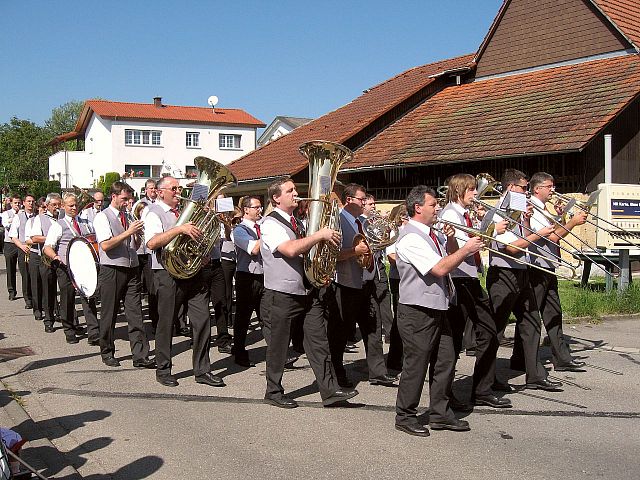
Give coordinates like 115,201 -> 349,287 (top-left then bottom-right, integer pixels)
434,218 -> 577,280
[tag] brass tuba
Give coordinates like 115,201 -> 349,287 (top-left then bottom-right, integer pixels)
353,205 -> 403,269
161,157 -> 237,279
298,140 -> 352,289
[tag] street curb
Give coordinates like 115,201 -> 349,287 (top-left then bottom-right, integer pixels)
0,378 -> 83,479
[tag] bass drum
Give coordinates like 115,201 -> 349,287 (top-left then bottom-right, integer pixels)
67,234 -> 99,298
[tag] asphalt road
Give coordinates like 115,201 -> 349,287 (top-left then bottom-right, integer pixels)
0,258 -> 639,479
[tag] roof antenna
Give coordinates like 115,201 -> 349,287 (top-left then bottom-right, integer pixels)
207,95 -> 219,114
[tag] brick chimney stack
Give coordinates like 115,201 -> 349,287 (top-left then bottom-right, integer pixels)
153,97 -> 162,108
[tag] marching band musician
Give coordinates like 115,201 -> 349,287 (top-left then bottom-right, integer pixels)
9,194 -> 35,312
27,193 -> 61,333
80,191 -> 105,226
24,198 -> 46,322
145,175 -> 224,388
2,196 -> 21,301
331,183 -> 394,388
394,186 -> 483,437
486,169 -> 562,391
94,181 -> 154,368
231,196 -> 264,368
519,172 -> 587,372
440,174 -> 512,409
260,177 -> 358,408
43,193 -> 100,345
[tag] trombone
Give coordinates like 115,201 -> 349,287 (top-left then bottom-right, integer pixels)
434,218 -> 577,280
549,190 -> 640,248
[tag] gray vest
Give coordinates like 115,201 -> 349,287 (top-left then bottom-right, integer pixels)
396,222 -> 450,311
27,217 -> 39,254
147,203 -> 177,270
234,223 -> 263,274
440,203 -> 480,278
40,214 -> 54,236
57,216 -> 93,266
17,211 -> 34,243
489,222 -> 527,269
98,209 -> 139,268
260,215 -> 306,295
335,211 -> 364,289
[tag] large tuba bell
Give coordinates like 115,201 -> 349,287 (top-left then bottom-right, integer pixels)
299,140 -> 352,289
354,204 -> 403,269
161,157 -> 237,279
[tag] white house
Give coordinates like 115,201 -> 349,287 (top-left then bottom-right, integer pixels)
48,97 -> 265,193
257,116 -> 312,147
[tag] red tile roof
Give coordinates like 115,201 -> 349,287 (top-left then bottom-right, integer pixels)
49,99 -> 265,146
592,0 -> 640,50
229,54 -> 475,181
350,54 -> 640,169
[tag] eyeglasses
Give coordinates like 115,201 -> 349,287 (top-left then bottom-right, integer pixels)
512,183 -> 528,191
537,184 -> 554,189
246,206 -> 263,210
161,186 -> 183,192
350,196 -> 367,202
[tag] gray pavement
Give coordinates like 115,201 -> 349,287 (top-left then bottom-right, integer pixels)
0,257 -> 639,479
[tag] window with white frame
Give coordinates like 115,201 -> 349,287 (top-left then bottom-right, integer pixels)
186,132 -> 200,148
219,134 -> 241,149
125,129 -> 162,146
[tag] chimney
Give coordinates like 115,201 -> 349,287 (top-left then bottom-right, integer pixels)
153,97 -> 162,108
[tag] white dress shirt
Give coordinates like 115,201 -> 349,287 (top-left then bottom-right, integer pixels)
144,200 -> 173,249
395,219 -> 444,276
94,205 -> 124,243
261,208 -> 296,254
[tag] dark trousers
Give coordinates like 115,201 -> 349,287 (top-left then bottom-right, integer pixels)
60,267 -> 99,340
232,271 -> 264,358
395,304 -> 456,426
262,288 -> 337,401
373,267 -> 394,339
98,265 -> 150,362
449,277 -> 498,396
513,268 -> 573,367
153,269 -> 211,378
201,260 -> 232,346
387,278 -> 404,370
486,266 -> 546,383
4,242 -> 18,296
221,259 -> 236,328
329,282 -> 386,381
18,249 -> 32,307
39,259 -> 58,326
28,252 -> 43,317
138,254 -> 158,328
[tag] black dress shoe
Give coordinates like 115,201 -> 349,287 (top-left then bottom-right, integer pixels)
88,338 -> 100,346
102,357 -> 121,367
555,361 -> 586,372
344,343 -> 359,353
525,379 -> 563,392
157,375 -> 179,387
264,396 -> 298,409
25,304 -> 33,310
8,293 -> 16,301
449,397 -> 474,412
195,372 -> 225,387
492,381 -> 515,392
44,325 -> 55,333
217,345 -> 232,354
34,312 -> 43,321
234,356 -> 256,368
473,394 -> 513,408
284,356 -> 299,369
323,388 -> 359,406
177,327 -> 191,337
133,358 -> 157,369
66,335 -> 79,344
369,374 -> 398,386
465,348 -> 477,357
395,423 -> 430,437
429,418 -> 471,431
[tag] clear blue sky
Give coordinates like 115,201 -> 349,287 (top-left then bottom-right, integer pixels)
1,0 -> 503,130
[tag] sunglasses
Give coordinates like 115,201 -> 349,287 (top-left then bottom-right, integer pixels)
161,186 -> 183,192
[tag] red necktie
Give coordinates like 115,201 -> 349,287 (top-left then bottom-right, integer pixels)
119,211 -> 128,229
254,224 -> 261,239
464,212 -> 482,268
429,229 -> 443,256
430,229 -> 455,297
170,208 -> 180,218
290,216 -> 299,236
72,217 -> 81,235
355,219 -> 374,272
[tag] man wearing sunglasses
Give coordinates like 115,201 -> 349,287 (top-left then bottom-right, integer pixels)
145,176 -> 224,388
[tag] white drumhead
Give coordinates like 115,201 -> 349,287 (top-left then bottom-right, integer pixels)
68,239 -> 99,297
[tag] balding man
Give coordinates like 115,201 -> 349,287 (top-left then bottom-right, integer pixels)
80,191 -> 105,226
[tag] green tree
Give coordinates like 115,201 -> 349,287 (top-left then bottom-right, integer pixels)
0,117 -> 51,183
45,100 -> 84,151
97,172 -> 121,197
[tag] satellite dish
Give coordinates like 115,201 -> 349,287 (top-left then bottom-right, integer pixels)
207,95 -> 219,107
